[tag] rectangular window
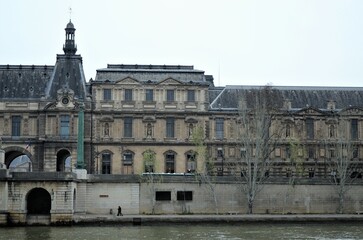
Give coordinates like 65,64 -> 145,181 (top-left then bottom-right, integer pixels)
241,148 -> 247,158
124,89 -> 133,101
166,90 -> 175,102
103,89 -> 112,101
215,118 -> 224,139
145,89 -> 154,102
217,148 -> 224,158
166,117 -> 175,138
177,191 -> 193,201
155,191 -> 171,201
187,90 -> 195,102
353,147 -> 359,159
351,119 -> 358,140
285,146 -> 291,159
60,115 -> 70,139
124,117 -> 133,138
11,116 -> 21,137
306,118 -> 314,139
308,147 -> 315,159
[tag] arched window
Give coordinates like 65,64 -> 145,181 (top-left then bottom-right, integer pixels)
165,151 -> 176,173
185,151 -> 196,173
102,152 -> 111,174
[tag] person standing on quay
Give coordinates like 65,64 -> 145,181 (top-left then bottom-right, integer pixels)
117,206 -> 123,216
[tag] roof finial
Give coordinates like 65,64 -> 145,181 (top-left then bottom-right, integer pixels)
69,7 -> 72,21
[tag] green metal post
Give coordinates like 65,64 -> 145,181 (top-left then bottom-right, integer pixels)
77,104 -> 84,169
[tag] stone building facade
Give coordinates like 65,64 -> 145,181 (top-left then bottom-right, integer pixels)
1,21 -> 362,178
0,21 -> 363,224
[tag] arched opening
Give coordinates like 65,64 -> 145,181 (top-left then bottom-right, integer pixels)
9,155 -> 32,172
57,149 -> 71,172
5,149 -> 32,172
27,188 -> 51,215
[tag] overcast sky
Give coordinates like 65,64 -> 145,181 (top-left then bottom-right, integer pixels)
1,0 -> 363,87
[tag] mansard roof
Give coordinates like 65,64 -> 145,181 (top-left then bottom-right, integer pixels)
45,54 -> 88,100
95,64 -> 210,85
0,65 -> 53,100
210,85 -> 363,111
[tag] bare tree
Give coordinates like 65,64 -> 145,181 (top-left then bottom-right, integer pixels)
141,149 -> 162,214
325,118 -> 361,213
192,124 -> 219,214
235,86 -> 282,214
282,138 -> 304,214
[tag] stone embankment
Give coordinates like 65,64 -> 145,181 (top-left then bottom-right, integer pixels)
72,214 -> 363,225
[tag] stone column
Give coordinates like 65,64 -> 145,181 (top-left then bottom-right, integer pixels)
0,149 -> 5,169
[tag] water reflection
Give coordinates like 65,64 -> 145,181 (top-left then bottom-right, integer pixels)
25,227 -> 51,240
0,223 -> 362,240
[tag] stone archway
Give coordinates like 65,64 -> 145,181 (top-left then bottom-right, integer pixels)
57,149 -> 71,172
27,188 -> 51,215
4,147 -> 32,171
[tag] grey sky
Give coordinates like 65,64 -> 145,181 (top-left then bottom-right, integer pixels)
1,0 -> 363,87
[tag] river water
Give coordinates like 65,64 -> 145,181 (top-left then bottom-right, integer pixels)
0,223 -> 362,240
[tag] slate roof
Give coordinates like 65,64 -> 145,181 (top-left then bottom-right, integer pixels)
45,55 -> 88,100
210,85 -> 363,110
0,65 -> 53,100
95,64 -> 209,85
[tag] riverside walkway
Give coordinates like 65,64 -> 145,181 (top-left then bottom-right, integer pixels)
73,214 -> 363,225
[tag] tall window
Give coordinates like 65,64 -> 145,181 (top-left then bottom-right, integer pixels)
60,115 -> 70,139
11,116 -> 21,137
351,119 -> 358,140
103,89 -> 112,101
144,150 -> 155,173
101,153 -> 111,174
308,146 -> 315,159
165,152 -> 175,173
186,152 -> 196,173
187,90 -> 195,102
124,117 -> 133,138
306,118 -> 314,140
166,117 -> 175,138
166,90 -> 175,102
215,118 -> 224,139
285,124 -> 290,138
124,89 -> 133,101
145,89 -> 154,102
123,152 -> 133,174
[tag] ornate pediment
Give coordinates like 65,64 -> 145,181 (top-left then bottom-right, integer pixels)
296,107 -> 324,116
158,78 -> 183,85
115,77 -> 141,85
339,106 -> 363,115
